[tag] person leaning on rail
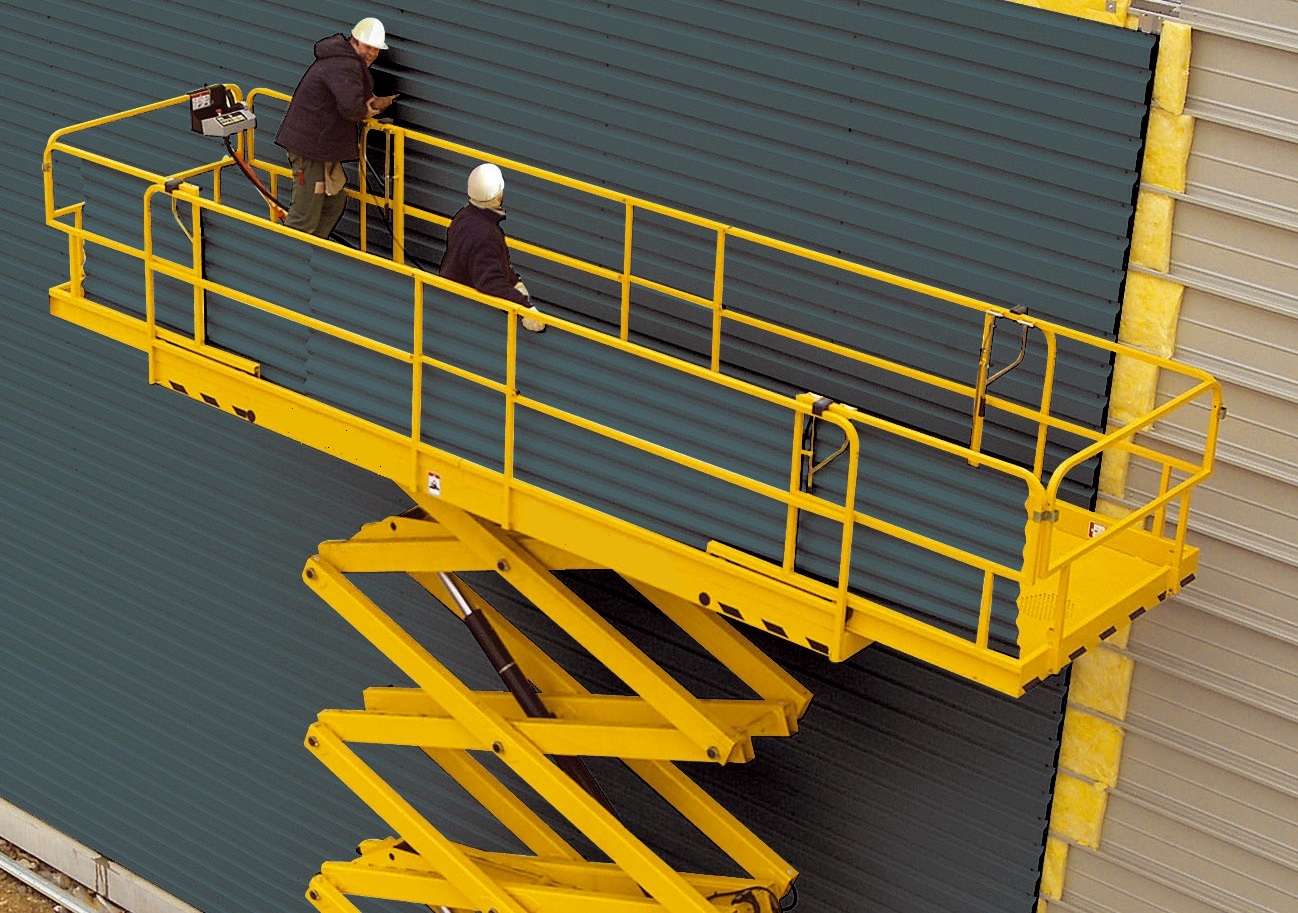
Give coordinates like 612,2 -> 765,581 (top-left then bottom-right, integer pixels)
275,17 -> 397,238
439,163 -> 546,333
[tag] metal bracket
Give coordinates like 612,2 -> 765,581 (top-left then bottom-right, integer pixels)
1130,0 -> 1184,33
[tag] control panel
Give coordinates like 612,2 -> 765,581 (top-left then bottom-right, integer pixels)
189,85 -> 256,137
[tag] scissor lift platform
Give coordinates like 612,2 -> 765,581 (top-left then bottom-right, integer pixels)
43,88 -> 1222,913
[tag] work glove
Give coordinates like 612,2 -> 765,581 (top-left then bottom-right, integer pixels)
521,306 -> 546,333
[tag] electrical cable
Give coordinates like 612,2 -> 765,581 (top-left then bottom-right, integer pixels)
223,135 -> 286,223
360,143 -> 437,272
171,194 -> 193,243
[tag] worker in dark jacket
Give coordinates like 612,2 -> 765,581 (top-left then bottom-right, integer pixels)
440,163 -> 545,332
275,17 -> 395,238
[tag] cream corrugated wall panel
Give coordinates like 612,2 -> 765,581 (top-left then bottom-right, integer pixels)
1178,0 -> 1298,49
1120,722 -> 1298,864
1178,23 -> 1298,135
1054,1 -> 1298,912
1129,458 -> 1298,561
1160,370 -> 1298,486
1173,538 -> 1298,643
1169,203 -> 1298,318
1189,41 -> 1298,135
1131,608 -> 1298,720
1182,119 -> 1298,221
1177,292 -> 1298,418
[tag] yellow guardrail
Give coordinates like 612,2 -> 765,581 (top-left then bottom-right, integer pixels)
42,86 -> 1222,685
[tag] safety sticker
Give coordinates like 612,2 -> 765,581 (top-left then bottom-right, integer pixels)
427,471 -> 442,497
1088,521 -> 1106,538
191,88 -> 213,110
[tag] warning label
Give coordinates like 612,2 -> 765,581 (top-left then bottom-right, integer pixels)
1088,521 -> 1106,539
427,471 -> 442,497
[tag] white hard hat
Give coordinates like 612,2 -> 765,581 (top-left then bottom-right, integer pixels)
351,17 -> 388,50
467,163 -> 505,203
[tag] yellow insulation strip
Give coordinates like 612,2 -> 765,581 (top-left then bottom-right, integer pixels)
1041,15 -> 1193,908
1040,836 -> 1070,901
1153,21 -> 1192,116
1118,271 -> 1185,358
1050,774 -> 1110,848
1106,269 -> 1183,496
1107,355 -> 1160,424
1097,451 -> 1131,501
1142,108 -> 1196,193
1002,0 -> 1130,27
1102,23 -> 1194,505
1059,708 -> 1125,786
1071,640 -> 1134,715
1129,190 -> 1175,271
1048,646 -> 1134,866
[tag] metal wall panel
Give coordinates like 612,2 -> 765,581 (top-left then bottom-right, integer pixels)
1055,3 -> 1298,911
392,0 -> 1155,452
1168,203 -> 1298,317
2,2 -> 1159,912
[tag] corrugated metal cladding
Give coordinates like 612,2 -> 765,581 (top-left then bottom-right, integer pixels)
1,1 -> 1157,911
1052,3 -> 1298,913
394,0 -> 1154,443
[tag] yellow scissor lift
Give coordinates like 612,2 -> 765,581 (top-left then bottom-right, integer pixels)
43,87 -> 1222,913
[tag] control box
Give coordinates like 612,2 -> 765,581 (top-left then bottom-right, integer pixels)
189,85 -> 256,137
202,108 -> 257,137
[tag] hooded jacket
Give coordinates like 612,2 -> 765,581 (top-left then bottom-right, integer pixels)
275,34 -> 373,162
439,205 -> 530,307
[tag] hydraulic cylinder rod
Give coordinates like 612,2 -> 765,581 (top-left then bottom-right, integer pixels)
437,572 -> 616,816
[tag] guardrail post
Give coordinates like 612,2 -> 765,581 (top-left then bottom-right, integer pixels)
711,228 -> 726,372
70,206 -> 86,300
1049,563 -> 1070,670
975,570 -> 994,650
393,129 -> 406,265
1020,489 -> 1054,590
621,202 -> 635,341
1152,463 -> 1174,535
1032,328 -> 1058,478
783,400 -> 810,574
192,192 -> 206,346
143,186 -> 159,383
968,311 -> 997,462
502,302 -> 520,529
832,403 -> 861,658
411,278 -> 425,468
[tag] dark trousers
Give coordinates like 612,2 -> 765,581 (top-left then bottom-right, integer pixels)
285,153 -> 347,239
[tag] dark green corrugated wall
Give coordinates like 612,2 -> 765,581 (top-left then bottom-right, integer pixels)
3,2 -> 1155,911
